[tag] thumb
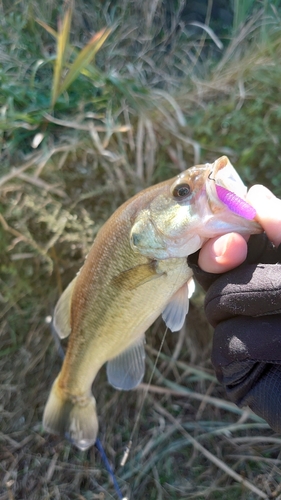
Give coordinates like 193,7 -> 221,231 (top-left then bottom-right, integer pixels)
247,185 -> 281,247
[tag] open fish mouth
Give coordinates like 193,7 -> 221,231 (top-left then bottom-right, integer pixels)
207,156 -> 257,221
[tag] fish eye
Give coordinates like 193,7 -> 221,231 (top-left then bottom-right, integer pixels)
172,183 -> 191,199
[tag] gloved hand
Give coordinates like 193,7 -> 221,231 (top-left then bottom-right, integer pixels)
188,222 -> 281,432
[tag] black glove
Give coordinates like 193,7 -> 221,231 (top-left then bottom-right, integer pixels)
188,234 -> 281,432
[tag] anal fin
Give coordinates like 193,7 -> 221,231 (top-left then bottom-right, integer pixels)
106,337 -> 146,390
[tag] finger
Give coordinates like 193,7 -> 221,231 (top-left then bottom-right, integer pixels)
198,233 -> 248,273
247,185 -> 281,247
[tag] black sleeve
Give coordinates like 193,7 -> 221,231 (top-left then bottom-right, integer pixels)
187,234 -> 281,432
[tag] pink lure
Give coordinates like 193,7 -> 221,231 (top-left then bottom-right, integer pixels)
216,185 -> 256,220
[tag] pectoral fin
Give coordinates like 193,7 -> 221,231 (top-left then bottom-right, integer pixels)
106,337 -> 146,390
162,280 -> 192,332
53,277 -> 77,339
112,260 -> 163,290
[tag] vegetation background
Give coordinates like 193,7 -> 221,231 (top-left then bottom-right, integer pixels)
1,0 -> 281,498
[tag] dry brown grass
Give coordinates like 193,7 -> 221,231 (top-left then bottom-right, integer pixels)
2,0 -> 281,498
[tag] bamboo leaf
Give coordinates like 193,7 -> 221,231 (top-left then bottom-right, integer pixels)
58,28 -> 111,97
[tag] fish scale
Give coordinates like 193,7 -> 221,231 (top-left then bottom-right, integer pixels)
43,156 -> 262,450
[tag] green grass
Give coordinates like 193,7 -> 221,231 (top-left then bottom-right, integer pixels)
1,0 -> 281,499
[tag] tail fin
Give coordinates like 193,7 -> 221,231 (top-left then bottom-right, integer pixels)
43,377 -> 99,451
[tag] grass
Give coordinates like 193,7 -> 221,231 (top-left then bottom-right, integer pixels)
1,0 -> 281,498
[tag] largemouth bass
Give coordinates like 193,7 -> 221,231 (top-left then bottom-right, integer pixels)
43,156 -> 261,450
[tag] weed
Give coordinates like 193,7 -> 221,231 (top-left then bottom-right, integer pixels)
1,1 -> 281,499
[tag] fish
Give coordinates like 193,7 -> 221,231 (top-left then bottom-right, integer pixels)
43,155 -> 261,450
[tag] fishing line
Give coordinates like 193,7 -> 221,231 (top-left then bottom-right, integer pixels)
120,262 -> 193,466
120,325 -> 169,467
49,320 -> 126,500
95,438 -> 127,500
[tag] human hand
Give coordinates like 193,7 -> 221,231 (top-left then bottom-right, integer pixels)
188,185 -> 281,432
198,185 -> 281,273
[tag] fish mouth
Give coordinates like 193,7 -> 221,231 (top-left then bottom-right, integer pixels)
207,156 -> 247,198
206,156 -> 260,223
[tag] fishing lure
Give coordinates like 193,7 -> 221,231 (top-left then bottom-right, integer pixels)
216,184 -> 256,220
